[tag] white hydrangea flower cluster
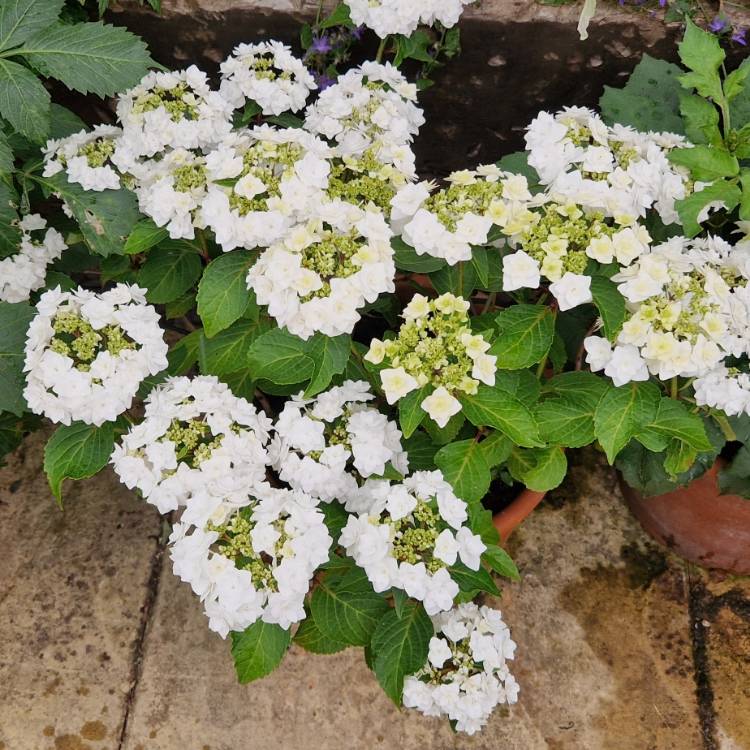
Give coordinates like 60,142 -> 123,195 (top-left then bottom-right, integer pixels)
585,235 -> 750,386
403,603 -> 519,734
246,207 -> 395,338
23,284 -> 167,426
693,367 -> 750,417
269,380 -> 408,510
502,200 -> 651,310
366,293 -> 496,427
42,125 -> 123,191
400,167 -> 534,265
525,107 -> 692,224
111,375 -> 272,514
169,484 -> 331,637
115,66 -> 233,165
345,0 -> 475,38
219,41 -> 316,115
340,470 -> 485,614
202,125 -> 332,251
0,215 -> 66,303
304,62 -> 424,175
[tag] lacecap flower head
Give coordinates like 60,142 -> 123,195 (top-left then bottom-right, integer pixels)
404,602 -> 519,734
111,375 -> 273,514
339,470 -> 486,614
246,206 -> 395,339
43,125 -> 123,192
202,125 -> 332,252
0,214 -> 67,303
219,40 -> 316,116
401,166 -> 534,265
169,485 -> 331,637
23,284 -> 167,426
344,0 -> 475,38
269,380 -> 409,510
366,293 -> 496,427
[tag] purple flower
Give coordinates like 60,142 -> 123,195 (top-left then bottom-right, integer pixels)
314,72 -> 335,90
709,16 -> 728,33
311,35 -> 332,54
351,25 -> 365,41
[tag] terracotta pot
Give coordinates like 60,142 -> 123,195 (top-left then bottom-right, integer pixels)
492,487 -> 547,544
620,461 -> 750,574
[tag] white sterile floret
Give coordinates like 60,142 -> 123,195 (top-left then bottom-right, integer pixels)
169,485 -> 331,637
219,41 -> 316,115
111,375 -> 272,514
23,284 -> 167,426
43,125 -> 123,191
693,366 -> 750,417
548,271 -> 592,311
403,602 -> 519,734
402,168 -> 534,265
606,235 -> 750,382
247,207 -> 395,339
304,61 -> 424,169
115,66 -> 233,163
269,380 -> 408,510
339,470 -> 485,614
525,107 -> 693,223
366,293 -> 495,427
202,125 -> 332,251
0,214 -> 67,303
345,0 -> 475,38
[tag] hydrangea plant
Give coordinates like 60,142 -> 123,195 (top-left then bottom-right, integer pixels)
2,0 -> 750,735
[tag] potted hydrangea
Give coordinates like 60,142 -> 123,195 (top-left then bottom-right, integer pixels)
2,0 -> 750,736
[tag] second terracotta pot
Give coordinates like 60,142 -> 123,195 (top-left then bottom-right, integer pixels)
620,461 -> 750,574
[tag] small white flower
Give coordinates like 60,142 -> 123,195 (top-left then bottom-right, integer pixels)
549,272 -> 593,311
421,386 -> 462,428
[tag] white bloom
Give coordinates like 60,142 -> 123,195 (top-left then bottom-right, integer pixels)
23,285 -> 167,426
502,250 -> 541,291
345,0 -> 475,38
404,602 -> 519,734
421,386 -> 461,428
0,215 -> 66,303
549,272 -> 592,311
381,367 -> 419,404
219,41 -> 316,115
604,344 -> 650,387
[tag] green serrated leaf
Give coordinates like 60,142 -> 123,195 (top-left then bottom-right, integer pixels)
304,333 -> 350,397
138,241 -> 202,303
402,431 -> 436,471
430,260 -> 477,299
491,304 -> 555,370
246,326 -> 315,385
123,218 -> 168,255
449,561 -> 500,597
43,420 -> 116,504
18,21 -> 154,97
646,398 -> 712,451
198,317 -> 273,378
294,612 -> 348,655
590,275 -> 626,340
679,94 -> 722,146
482,545 -> 520,581
0,58 -> 50,142
320,2 -> 353,29
0,130 -> 13,173
668,146 -> 739,182
675,180 -> 741,237
543,370 -> 610,411
0,0 -> 64,52
0,181 -> 20,257
459,383 -> 544,447
434,438 -> 491,503
370,602 -> 432,705
508,445 -> 567,492
398,385 -> 429,439
0,300 -> 34,415
231,621 -> 291,684
392,236 -> 446,273
479,430 -> 512,467
196,250 -> 255,338
663,438 -> 697,478
534,395 -> 596,448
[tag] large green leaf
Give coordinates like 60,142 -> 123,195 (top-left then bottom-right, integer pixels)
491,304 -> 555,370
230,621 -> 291,684
430,260 -> 477,299
590,276 -> 626,341
196,250 -> 255,338
678,18 -> 724,101
138,242 -> 202,304
0,181 -> 20,258
304,333 -> 350,397
0,0 -> 64,52
0,130 -> 13,173
370,602 -> 432,705
198,317 -> 272,378
594,381 -> 661,463
543,370 -> 609,410
449,561 -> 500,598
434,438 -> 491,503
247,327 -> 315,386
645,398 -> 712,451
123,218 -> 168,255
599,54 -> 684,134
37,172 -> 140,255
0,411 -> 24,467
398,384 -> 429,439
668,146 -> 739,183
535,395 -> 596,448
294,611 -> 348,655
0,300 -> 34,415
43,420 -> 116,504
459,383 -> 544,447
675,180 -> 741,237
19,21 -> 154,97
507,445 -> 567,492
482,544 -> 520,581
0,58 -> 49,142
392,237 -> 446,273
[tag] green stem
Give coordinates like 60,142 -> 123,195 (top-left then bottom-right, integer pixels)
375,36 -> 388,63
714,412 -> 737,442
535,354 -> 549,380
670,376 -> 679,400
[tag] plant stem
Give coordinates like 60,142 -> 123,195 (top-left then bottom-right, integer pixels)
535,354 -> 549,380
375,36 -> 388,63
714,412 -> 737,442
481,292 -> 496,314
670,376 -> 679,400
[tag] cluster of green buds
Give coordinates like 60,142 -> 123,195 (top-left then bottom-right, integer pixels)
132,82 -> 199,122
164,417 -> 225,469
366,293 -> 496,427
327,148 -> 406,213
390,500 -> 445,573
50,312 -> 137,371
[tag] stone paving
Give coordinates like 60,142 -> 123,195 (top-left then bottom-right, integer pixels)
1,433 -> 748,750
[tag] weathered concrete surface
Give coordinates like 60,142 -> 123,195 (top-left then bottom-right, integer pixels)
0,431 -> 162,750
2,435 -> 749,749
105,0 -> 706,176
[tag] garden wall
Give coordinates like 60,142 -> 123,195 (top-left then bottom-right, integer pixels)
107,1 -> 731,175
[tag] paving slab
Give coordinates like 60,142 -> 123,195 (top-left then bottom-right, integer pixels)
0,431 -> 162,750
121,451 -> 703,750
